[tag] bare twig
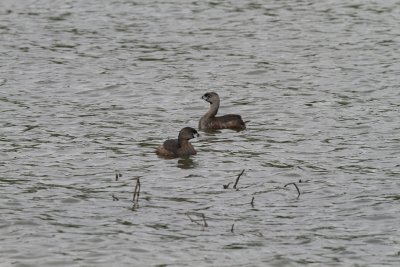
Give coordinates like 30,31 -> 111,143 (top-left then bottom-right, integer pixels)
133,178 -> 141,204
223,182 -> 232,189
115,170 -> 122,181
186,213 -> 202,226
284,182 -> 301,198
233,169 -> 245,189
202,213 -> 208,227
186,212 -> 208,227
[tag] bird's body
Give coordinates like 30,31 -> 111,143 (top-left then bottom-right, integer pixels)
199,92 -> 246,131
156,127 -> 199,158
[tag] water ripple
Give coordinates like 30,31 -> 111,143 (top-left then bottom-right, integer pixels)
1,0 -> 400,266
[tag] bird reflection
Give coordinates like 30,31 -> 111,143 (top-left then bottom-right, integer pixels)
177,157 -> 196,169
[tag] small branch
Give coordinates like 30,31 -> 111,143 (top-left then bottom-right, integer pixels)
186,212 -> 208,227
284,182 -> 301,198
233,169 -> 245,189
186,213 -> 201,226
223,182 -> 232,189
115,170 -> 122,181
202,213 -> 208,227
133,178 -> 141,207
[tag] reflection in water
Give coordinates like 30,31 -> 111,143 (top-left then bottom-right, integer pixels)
177,157 -> 196,169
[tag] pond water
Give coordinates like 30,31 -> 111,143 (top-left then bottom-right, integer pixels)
1,0 -> 400,266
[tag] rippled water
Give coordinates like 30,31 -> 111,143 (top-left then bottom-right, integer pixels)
1,0 -> 400,266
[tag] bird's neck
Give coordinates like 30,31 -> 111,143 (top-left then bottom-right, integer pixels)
205,101 -> 219,118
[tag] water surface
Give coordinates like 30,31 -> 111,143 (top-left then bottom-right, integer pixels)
1,0 -> 400,266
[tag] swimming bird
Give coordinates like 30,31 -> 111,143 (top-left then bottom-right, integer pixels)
156,127 -> 199,158
199,92 -> 246,131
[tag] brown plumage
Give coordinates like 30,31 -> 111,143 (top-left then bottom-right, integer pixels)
199,92 -> 246,131
156,127 -> 199,158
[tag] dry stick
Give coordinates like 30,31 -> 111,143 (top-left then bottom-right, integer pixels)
284,182 -> 301,198
133,178 -> 141,204
115,170 -> 122,181
186,213 -> 201,226
202,213 -> 208,227
186,212 -> 208,227
233,169 -> 245,189
223,182 -> 232,189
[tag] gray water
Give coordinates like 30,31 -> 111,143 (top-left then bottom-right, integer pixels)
1,0 -> 400,266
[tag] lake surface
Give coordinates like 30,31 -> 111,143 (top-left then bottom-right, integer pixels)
1,0 -> 400,266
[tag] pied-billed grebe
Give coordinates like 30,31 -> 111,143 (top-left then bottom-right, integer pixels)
199,92 -> 246,131
156,127 -> 199,158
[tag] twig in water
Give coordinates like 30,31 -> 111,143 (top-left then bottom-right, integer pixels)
112,194 -> 119,201
231,224 -> 234,233
133,178 -> 141,204
202,213 -> 208,227
250,196 -> 255,207
186,212 -> 208,227
223,182 -> 232,189
115,170 -> 122,181
284,182 -> 301,198
233,169 -> 245,189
